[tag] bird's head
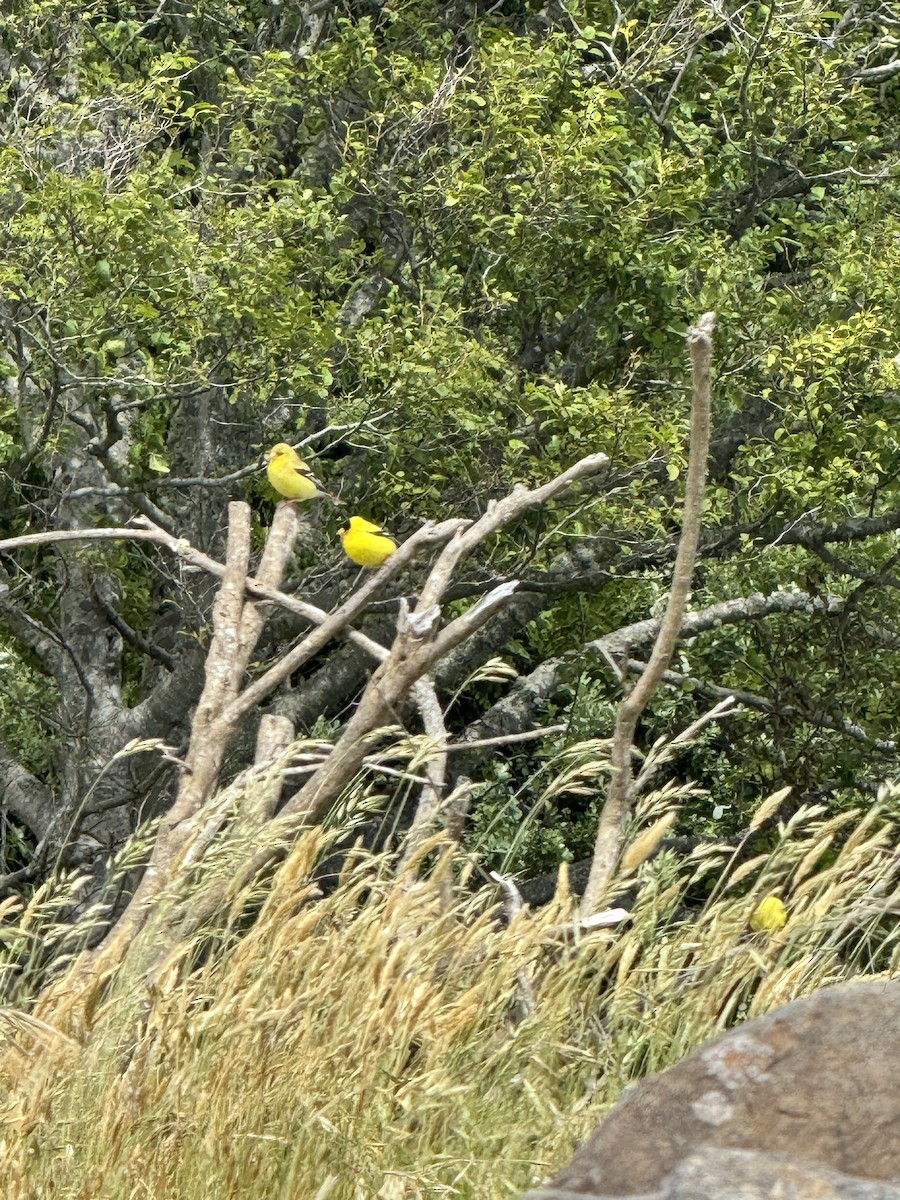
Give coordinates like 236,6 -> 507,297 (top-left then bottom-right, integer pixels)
266,443 -> 293,463
355,517 -> 385,533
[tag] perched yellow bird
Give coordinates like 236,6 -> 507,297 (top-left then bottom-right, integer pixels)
339,516 -> 398,568
750,895 -> 788,933
265,443 -> 333,502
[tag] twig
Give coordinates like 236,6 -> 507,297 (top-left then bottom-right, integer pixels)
362,763 -> 430,785
632,696 -> 740,795
89,580 -> 175,670
63,416 -> 392,497
444,724 -> 567,751
489,871 -> 535,1020
628,659 -> 898,755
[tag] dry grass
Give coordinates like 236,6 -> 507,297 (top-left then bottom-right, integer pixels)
2,768 -> 899,1199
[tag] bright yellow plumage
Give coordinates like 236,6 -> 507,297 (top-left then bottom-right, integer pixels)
750,895 -> 788,933
265,443 -> 330,502
339,516 -> 398,568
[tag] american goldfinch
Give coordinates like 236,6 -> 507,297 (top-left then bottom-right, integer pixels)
339,516 -> 398,568
750,895 -> 788,932
265,443 -> 334,502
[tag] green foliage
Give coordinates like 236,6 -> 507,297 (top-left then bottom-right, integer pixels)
1,0 -> 899,870
0,642 -> 60,782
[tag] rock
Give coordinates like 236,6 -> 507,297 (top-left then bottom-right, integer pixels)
520,980 -> 900,1198
525,1148 -> 900,1199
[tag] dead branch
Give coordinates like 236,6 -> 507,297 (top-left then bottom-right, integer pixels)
75,509 -> 468,976
446,725 -> 566,752
248,715 -> 298,820
211,455 -> 609,902
398,677 -> 449,873
282,453 -> 609,827
77,502 -> 283,971
455,588 -> 845,760
220,516 -> 466,724
580,314 -> 715,916
0,519 -> 444,668
26,453 -> 606,1017
627,660 -> 899,754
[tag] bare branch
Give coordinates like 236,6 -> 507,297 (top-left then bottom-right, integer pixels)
632,696 -> 741,795
81,503 -> 266,970
282,453 -> 610,827
853,59 -> 900,82
63,416 -> 393,498
588,589 -> 844,658
446,724 -> 566,752
399,678 -> 449,872
629,659 -> 899,755
0,741 -> 54,838
67,507 -> 469,976
581,313 -> 715,916
236,502 -> 299,658
222,518 -> 467,722
416,453 -> 609,613
454,589 -> 846,761
89,579 -> 175,671
0,518 -> 397,674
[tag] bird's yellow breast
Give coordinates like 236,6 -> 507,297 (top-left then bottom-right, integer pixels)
340,523 -> 397,568
266,451 -> 319,501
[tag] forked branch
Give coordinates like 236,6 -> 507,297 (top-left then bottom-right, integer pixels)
30,452 -> 608,1000
282,453 -> 609,825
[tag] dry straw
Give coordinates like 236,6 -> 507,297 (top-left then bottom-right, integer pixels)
3,763 -> 900,1198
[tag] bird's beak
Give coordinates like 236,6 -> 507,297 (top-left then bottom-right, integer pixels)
338,524 -> 348,536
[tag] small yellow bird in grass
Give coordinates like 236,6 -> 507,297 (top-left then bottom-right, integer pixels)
265,442 -> 334,502
750,895 -> 788,933
339,516 -> 398,568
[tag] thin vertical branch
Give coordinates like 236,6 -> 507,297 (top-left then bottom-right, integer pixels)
398,677 -> 449,874
247,714 -> 297,822
580,313 -> 716,916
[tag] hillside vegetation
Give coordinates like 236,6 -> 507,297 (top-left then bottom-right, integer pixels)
0,0 -> 899,1193
6,785 -> 900,1198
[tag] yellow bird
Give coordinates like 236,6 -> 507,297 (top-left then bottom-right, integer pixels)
265,443 -> 333,502
339,516 -> 398,568
750,895 -> 788,933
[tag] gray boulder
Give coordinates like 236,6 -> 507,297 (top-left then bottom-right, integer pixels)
520,980 -> 900,1199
